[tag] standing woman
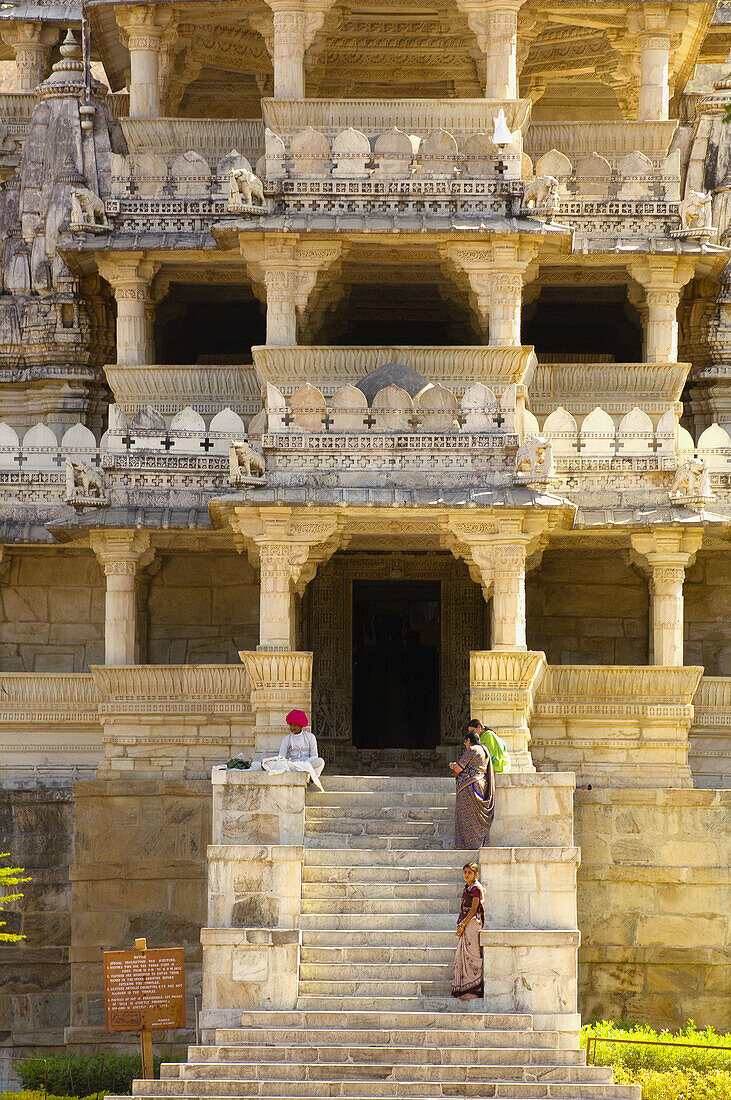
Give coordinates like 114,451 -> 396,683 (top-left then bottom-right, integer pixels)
449,728 -> 495,849
452,861 -> 485,1000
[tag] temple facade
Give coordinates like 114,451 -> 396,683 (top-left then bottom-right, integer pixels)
0,0 -> 729,1082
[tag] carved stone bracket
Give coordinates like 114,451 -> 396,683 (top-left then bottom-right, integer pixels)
441,239 -> 541,346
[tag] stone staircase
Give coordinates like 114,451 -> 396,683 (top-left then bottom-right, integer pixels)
130,774 -> 638,1100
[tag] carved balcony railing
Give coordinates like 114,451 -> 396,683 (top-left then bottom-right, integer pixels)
524,121 -> 679,168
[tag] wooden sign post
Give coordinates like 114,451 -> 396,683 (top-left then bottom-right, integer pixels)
103,938 -> 186,1080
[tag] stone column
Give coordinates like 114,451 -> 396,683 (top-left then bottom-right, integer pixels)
638,32 -> 671,121
90,531 -> 155,665
271,5 -> 307,99
0,22 -> 59,91
264,270 -> 300,346
628,258 -> 696,365
443,240 -> 536,347
455,0 -> 526,99
116,6 -> 174,118
258,543 -> 297,649
472,541 -> 529,650
96,253 -> 160,365
631,530 -> 703,666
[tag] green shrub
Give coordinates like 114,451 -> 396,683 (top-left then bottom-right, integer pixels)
0,1092 -> 108,1100
13,1054 -> 169,1096
582,1021 -> 731,1074
611,1067 -> 731,1100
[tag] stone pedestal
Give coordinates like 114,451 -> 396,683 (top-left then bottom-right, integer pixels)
201,770 -> 307,1030
470,650 -> 546,771
480,845 -> 579,930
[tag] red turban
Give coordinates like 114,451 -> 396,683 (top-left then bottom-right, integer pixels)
286,710 -> 309,728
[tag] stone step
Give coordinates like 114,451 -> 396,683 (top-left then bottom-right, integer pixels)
293,997 -> 557,1016
298,913 -> 457,931
308,796 -> 455,811
300,946 -> 456,965
301,882 -> 459,902
226,1010 -> 539,1032
301,897 -> 458,914
171,1064 -> 613,1085
130,1079 -> 638,1099
303,848 -> 475,866
312,777 -> 456,793
302,865 -> 466,885
294,985 -> 452,1003
305,834 -> 454,850
305,818 -> 451,838
300,962 -> 452,982
300,930 -> 457,948
189,1040 -> 584,1062
306,806 -> 454,822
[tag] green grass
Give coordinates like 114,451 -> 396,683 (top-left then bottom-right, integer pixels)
582,1021 -> 731,1100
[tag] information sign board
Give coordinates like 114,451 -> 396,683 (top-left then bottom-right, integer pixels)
103,947 -> 186,1033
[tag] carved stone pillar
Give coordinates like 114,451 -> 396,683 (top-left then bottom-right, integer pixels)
442,240 -> 537,347
0,22 -> 59,91
90,531 -> 155,665
116,5 -> 175,118
240,237 -> 345,347
271,5 -> 307,99
471,541 -> 529,650
631,530 -> 703,667
639,32 -> 671,121
628,257 -> 696,364
96,253 -> 160,365
455,0 -> 527,99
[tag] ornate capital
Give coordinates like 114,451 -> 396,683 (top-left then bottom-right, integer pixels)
227,506 -> 348,595
90,530 -> 155,574
630,528 -> 704,576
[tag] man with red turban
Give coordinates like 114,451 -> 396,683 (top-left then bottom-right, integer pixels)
261,710 -> 325,791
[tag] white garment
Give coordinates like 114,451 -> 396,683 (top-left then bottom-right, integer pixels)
262,730 -> 325,791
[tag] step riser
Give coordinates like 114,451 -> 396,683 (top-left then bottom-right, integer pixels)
188,1047 -> 585,1064
133,1084 -> 636,1099
173,1058 -> 600,1076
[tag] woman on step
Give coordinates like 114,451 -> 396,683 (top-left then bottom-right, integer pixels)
449,727 -> 495,849
452,861 -> 485,1000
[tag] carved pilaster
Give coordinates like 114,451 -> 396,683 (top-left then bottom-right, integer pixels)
96,253 -> 160,365
442,240 -> 538,347
630,529 -> 704,667
0,22 -> 59,91
90,531 -> 155,665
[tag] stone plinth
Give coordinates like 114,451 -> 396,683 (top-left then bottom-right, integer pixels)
492,772 -> 575,847
211,769 -> 308,846
480,846 -> 579,930
470,651 -> 546,772
200,926 -> 300,1023
480,928 -> 581,1049
532,665 -> 703,787
207,844 -> 302,930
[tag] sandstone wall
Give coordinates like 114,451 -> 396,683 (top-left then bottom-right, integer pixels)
684,551 -> 731,676
67,779 -> 211,1054
0,551 -> 104,672
146,552 -> 259,664
575,787 -> 730,1029
0,789 -> 74,1063
526,551 -> 650,666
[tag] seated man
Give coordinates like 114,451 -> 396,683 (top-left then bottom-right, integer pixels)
262,710 -> 325,791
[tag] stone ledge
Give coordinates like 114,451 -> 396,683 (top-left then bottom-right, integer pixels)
207,844 -> 304,861
73,778 -> 212,795
200,927 -> 300,947
480,929 -> 581,947
575,787 -> 731,806
494,773 -> 576,789
480,846 -> 580,863
580,945 -> 730,964
211,769 -> 309,787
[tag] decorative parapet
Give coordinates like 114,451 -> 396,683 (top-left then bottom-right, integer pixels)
690,676 -> 731,788
239,651 -> 312,692
251,345 -> 536,394
530,362 -> 690,416
470,651 -> 547,772
90,664 -> 252,716
0,672 -> 101,785
532,665 -> 704,788
119,118 -> 265,169
524,121 -> 679,166
261,98 -> 532,141
536,665 -> 703,713
105,364 -> 261,418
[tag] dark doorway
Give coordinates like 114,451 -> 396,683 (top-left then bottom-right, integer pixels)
352,580 -> 441,750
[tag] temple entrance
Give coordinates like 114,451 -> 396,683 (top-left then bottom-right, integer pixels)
352,580 -> 441,751
304,551 -> 488,769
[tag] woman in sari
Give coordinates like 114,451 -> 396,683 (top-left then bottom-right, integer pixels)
452,861 -> 485,1000
449,728 -> 495,849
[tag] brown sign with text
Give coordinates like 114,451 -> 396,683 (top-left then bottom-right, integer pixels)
103,947 -> 186,1033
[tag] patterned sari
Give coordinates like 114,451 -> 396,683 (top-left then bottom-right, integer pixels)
452,881 -> 485,998
454,744 -> 495,849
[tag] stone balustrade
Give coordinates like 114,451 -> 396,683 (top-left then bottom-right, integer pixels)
690,676 -> 731,788
524,146 -> 681,203
524,121 -> 679,167
119,117 -> 265,173
531,664 -> 703,788
105,364 -> 261,420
